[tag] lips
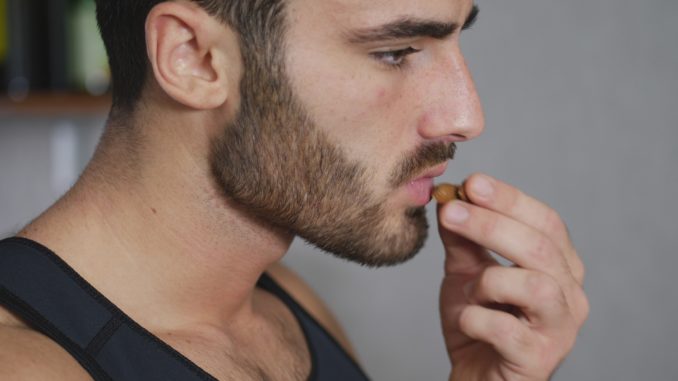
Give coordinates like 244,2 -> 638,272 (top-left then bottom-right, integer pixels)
405,162 -> 449,205
412,162 -> 449,182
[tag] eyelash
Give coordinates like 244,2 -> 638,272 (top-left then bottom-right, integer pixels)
371,47 -> 421,70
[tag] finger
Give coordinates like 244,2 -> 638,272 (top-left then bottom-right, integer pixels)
465,266 -> 572,329
441,201 -> 591,324
437,204 -> 497,275
440,200 -> 572,285
463,173 -> 585,285
458,304 -> 538,366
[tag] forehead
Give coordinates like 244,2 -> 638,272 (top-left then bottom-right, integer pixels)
288,0 -> 471,30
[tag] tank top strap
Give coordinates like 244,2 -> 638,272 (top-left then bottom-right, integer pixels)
257,272 -> 371,381
0,237 -> 216,381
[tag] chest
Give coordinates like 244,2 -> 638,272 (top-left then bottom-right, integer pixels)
2,299 -> 312,381
156,304 -> 312,381
160,333 -> 310,381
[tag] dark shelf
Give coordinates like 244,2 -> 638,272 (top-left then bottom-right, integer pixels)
0,92 -> 111,116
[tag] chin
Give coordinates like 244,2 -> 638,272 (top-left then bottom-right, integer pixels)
370,206 -> 430,267
306,206 -> 430,268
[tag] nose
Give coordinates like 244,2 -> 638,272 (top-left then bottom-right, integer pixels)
416,45 -> 485,142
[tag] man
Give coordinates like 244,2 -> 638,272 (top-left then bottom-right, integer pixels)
0,0 -> 589,380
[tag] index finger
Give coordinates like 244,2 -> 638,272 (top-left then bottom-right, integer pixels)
437,203 -> 497,276
461,173 -> 584,284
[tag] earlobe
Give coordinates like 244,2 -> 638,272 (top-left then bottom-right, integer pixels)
146,2 -> 229,110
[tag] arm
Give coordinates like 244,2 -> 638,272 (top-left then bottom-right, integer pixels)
0,325 -> 94,380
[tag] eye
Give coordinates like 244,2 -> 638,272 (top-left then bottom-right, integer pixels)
371,47 -> 421,69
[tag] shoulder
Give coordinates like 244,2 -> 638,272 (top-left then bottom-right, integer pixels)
265,262 -> 359,362
0,310 -> 93,381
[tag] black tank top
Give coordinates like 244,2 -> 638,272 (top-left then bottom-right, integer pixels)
0,237 -> 370,381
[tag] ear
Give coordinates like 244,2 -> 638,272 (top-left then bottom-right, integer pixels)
145,2 -> 232,110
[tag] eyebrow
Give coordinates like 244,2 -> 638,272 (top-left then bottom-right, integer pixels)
346,4 -> 479,44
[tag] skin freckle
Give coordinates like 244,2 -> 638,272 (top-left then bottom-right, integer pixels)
371,87 -> 391,108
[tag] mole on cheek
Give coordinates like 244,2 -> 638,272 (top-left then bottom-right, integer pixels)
376,88 -> 387,102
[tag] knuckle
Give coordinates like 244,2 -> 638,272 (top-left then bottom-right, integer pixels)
509,189 -> 528,215
527,234 -> 557,265
526,272 -> 562,304
479,215 -> 499,239
580,295 -> 591,324
572,255 -> 586,284
543,207 -> 567,235
573,287 -> 591,324
510,323 -> 535,352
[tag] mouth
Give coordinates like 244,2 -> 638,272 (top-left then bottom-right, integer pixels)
405,162 -> 449,206
414,161 -> 449,180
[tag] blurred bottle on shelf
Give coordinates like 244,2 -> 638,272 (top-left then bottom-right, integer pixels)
5,0 -> 50,101
0,0 -> 7,93
68,0 -> 110,96
1,0 -> 110,100
48,0 -> 70,91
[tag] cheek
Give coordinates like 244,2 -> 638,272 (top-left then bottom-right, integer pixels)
416,112 -> 431,132
333,85 -> 409,159
286,58 -> 418,181
301,78 -> 402,146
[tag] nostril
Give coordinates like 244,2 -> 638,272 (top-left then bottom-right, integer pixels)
438,134 -> 468,144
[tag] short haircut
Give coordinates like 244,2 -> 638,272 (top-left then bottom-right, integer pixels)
94,0 -> 287,121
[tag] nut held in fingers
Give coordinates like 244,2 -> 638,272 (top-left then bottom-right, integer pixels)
433,183 -> 469,204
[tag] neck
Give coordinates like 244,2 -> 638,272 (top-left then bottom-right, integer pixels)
19,114 -> 294,333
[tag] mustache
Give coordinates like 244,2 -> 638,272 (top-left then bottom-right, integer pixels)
390,142 -> 457,187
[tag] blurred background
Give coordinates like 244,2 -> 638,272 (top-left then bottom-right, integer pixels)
1,0 -> 677,380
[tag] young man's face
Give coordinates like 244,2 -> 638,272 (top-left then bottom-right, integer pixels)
211,0 -> 484,266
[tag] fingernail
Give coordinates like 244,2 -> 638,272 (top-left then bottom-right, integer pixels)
445,202 -> 469,224
471,176 -> 494,198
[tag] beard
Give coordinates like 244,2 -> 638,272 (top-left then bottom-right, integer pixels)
209,45 -> 456,267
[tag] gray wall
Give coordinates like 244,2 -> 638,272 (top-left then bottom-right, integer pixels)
1,0 -> 677,380
0,116 -> 105,235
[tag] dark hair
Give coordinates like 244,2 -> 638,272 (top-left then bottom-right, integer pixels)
94,0 -> 286,121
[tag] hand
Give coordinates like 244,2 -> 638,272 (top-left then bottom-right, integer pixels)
437,174 -> 589,381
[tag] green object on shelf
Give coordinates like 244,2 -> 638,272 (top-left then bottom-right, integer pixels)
69,0 -> 110,95
0,0 -> 7,61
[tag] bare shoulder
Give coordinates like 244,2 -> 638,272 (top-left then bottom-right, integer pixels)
0,308 -> 93,381
266,262 -> 359,362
